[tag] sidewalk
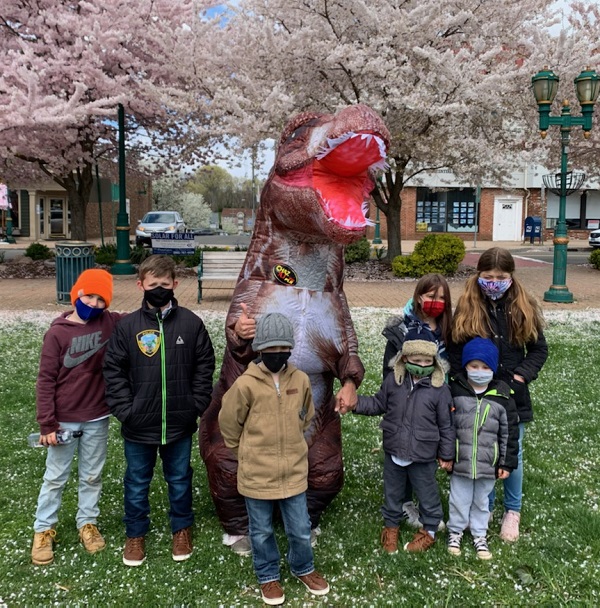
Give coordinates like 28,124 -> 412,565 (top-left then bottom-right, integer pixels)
0,240 -> 597,313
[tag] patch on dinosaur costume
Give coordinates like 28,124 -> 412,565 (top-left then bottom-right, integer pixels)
272,263 -> 298,286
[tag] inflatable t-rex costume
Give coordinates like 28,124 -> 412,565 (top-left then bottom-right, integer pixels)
200,104 -> 389,536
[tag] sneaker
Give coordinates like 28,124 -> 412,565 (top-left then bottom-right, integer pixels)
260,580 -> 285,605
123,536 -> 146,567
447,531 -> 462,556
500,510 -> 521,543
402,501 -> 445,531
403,528 -> 435,553
31,529 -> 57,566
231,535 -> 252,556
402,501 -> 421,529
473,536 -> 493,560
172,526 -> 193,561
295,570 -> 330,596
310,526 -> 321,548
78,524 -> 106,554
380,526 -> 399,554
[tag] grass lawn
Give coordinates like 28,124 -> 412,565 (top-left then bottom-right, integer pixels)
0,308 -> 599,607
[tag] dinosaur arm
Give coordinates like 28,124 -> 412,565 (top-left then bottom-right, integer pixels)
335,290 -> 364,388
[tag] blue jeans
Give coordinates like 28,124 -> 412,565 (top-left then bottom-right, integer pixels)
34,418 -> 109,532
245,493 -> 314,584
123,435 -> 194,538
489,422 -> 525,513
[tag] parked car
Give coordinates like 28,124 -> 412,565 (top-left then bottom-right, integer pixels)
589,229 -> 600,249
192,227 -> 216,236
135,211 -> 186,246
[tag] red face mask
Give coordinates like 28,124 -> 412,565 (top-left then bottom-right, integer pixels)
421,300 -> 445,318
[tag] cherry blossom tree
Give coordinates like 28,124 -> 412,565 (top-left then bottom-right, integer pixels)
0,0 -> 217,240
203,0 -> 592,259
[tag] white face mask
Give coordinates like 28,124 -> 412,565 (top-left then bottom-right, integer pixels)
467,369 -> 494,386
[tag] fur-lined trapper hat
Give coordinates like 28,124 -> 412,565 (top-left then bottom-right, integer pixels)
389,327 -> 445,387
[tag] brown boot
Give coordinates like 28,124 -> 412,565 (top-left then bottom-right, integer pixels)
79,524 -> 106,554
32,529 -> 57,565
403,528 -> 435,553
172,526 -> 193,562
380,526 -> 399,553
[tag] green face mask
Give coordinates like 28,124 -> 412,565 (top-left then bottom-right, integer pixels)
405,362 -> 435,378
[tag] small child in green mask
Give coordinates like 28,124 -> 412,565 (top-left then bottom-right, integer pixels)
337,328 -> 455,554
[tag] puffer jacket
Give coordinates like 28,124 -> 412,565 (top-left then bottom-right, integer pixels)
450,373 -> 519,479
219,361 -> 314,500
355,355 -> 455,463
382,299 -> 449,380
103,299 -> 215,444
448,295 -> 548,422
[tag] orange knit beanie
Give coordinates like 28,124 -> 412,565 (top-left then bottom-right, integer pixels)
70,269 -> 113,307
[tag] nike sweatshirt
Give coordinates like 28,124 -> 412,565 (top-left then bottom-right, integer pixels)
36,310 -> 124,434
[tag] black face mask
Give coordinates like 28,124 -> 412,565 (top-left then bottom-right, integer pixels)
261,352 -> 291,373
144,286 -> 174,308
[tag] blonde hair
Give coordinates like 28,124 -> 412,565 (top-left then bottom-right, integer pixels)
452,248 -> 545,346
138,255 -> 176,282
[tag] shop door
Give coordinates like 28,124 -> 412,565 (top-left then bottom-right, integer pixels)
493,197 -> 522,241
49,198 -> 68,237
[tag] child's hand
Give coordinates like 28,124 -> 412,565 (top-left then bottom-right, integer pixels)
40,432 -> 58,447
497,469 -> 510,479
335,396 -> 355,415
437,458 -> 453,472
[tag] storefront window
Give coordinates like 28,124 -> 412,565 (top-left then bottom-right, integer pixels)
416,188 -> 477,233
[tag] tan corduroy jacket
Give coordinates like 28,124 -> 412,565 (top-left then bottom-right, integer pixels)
219,361 -> 315,500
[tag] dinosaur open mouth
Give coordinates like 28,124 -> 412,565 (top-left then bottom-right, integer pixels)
279,130 -> 387,231
314,131 -> 387,230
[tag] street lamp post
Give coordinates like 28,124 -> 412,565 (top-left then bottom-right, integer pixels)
532,67 -> 600,303
112,103 -> 135,275
373,206 -> 382,244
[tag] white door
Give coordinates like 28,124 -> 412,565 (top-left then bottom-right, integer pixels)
493,197 -> 522,241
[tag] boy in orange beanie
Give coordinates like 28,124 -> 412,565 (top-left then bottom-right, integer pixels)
31,268 -> 124,566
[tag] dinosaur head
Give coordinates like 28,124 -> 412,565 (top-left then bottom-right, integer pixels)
267,104 -> 389,244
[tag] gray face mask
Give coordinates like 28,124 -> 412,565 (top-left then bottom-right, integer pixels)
467,369 -> 494,386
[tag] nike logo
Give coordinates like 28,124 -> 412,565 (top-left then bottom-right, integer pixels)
64,339 -> 109,368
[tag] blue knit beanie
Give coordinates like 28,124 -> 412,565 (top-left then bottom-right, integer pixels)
462,337 -> 499,373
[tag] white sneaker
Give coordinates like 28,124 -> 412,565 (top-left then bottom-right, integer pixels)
499,510 -> 521,543
447,531 -> 462,556
402,502 -> 421,529
310,526 -> 321,548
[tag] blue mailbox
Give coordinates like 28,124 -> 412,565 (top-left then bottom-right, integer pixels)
524,216 -> 542,244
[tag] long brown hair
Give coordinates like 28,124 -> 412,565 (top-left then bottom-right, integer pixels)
412,273 -> 452,345
452,248 -> 545,346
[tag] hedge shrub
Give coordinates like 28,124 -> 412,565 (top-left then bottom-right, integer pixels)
345,237 -> 371,264
392,233 -> 466,277
25,242 -> 54,261
94,243 -> 117,266
590,248 -> 600,270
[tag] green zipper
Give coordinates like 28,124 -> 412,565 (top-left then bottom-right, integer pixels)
471,398 -> 481,479
158,315 -> 167,445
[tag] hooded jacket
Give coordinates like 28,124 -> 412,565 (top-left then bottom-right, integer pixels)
36,310 -> 123,434
450,373 -> 519,479
219,361 -> 314,500
382,299 -> 449,380
448,295 -> 548,423
355,353 -> 455,463
103,298 -> 215,444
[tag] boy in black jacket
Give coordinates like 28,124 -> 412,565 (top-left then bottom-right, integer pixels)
104,255 -> 215,567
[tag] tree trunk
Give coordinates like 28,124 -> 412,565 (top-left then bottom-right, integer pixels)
59,163 -> 94,241
384,190 -> 402,260
374,164 -> 405,261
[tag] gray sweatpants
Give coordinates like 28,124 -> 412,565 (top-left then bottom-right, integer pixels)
448,475 -> 496,538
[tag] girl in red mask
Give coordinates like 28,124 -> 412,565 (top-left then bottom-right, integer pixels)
381,273 -> 453,530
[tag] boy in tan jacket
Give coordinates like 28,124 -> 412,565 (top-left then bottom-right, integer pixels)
219,312 -> 329,606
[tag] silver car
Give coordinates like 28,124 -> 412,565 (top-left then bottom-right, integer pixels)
136,211 -> 186,246
589,229 -> 600,249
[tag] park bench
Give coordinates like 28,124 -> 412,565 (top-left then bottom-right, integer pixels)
197,250 -> 247,302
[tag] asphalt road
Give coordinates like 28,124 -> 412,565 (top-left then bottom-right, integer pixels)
511,247 -> 594,266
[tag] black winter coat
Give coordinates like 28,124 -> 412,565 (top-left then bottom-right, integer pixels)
448,296 -> 547,423
355,373 -> 455,463
104,299 -> 215,444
